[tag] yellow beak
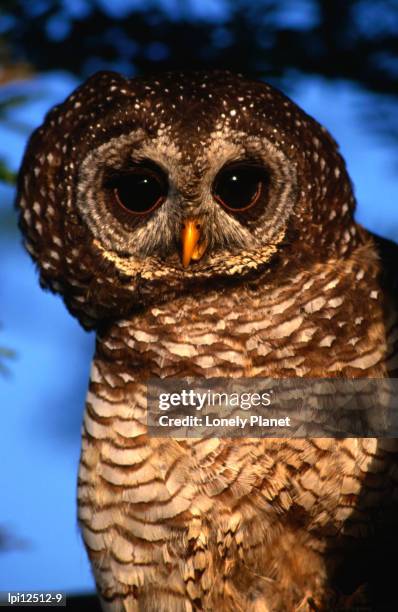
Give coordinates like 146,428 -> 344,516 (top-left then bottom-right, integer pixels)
180,219 -> 208,267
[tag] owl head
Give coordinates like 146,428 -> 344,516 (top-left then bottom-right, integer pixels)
16,70 -> 362,329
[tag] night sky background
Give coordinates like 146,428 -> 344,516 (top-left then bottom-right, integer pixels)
0,0 -> 397,600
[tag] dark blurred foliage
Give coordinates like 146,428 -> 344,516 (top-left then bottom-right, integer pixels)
0,161 -> 16,184
0,0 -> 397,94
67,594 -> 101,610
0,346 -> 15,375
0,525 -> 28,552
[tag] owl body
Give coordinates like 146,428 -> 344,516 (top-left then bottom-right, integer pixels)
79,246 -> 397,611
16,70 -> 398,610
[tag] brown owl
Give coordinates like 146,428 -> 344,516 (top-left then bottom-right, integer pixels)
16,70 -> 398,611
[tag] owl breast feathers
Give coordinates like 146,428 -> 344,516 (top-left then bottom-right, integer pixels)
17,70 -> 398,611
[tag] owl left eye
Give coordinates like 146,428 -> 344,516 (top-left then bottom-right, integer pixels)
212,164 -> 268,212
110,167 -> 168,215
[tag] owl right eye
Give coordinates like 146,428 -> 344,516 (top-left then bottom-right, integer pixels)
109,167 -> 168,216
212,163 -> 269,213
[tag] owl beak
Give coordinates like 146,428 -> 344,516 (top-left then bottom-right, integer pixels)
181,219 -> 208,267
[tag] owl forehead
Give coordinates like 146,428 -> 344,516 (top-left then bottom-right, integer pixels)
121,71 -> 295,131
66,71 -> 317,170
74,75 -> 312,183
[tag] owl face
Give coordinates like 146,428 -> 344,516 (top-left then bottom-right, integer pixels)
16,70 -> 359,328
76,107 -> 296,274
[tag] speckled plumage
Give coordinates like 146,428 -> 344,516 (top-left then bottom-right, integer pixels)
17,70 -> 398,611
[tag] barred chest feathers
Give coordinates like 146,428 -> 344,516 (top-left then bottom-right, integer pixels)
78,254 -> 395,611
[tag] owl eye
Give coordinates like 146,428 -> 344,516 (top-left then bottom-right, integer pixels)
213,164 -> 268,212
111,167 -> 167,215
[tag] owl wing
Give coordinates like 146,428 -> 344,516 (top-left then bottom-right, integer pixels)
373,231 -> 398,294
372,231 -> 398,376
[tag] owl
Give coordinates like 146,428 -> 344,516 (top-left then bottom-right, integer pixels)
16,70 -> 398,611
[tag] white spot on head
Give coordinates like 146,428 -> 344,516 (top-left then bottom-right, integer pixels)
23,209 -> 31,223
